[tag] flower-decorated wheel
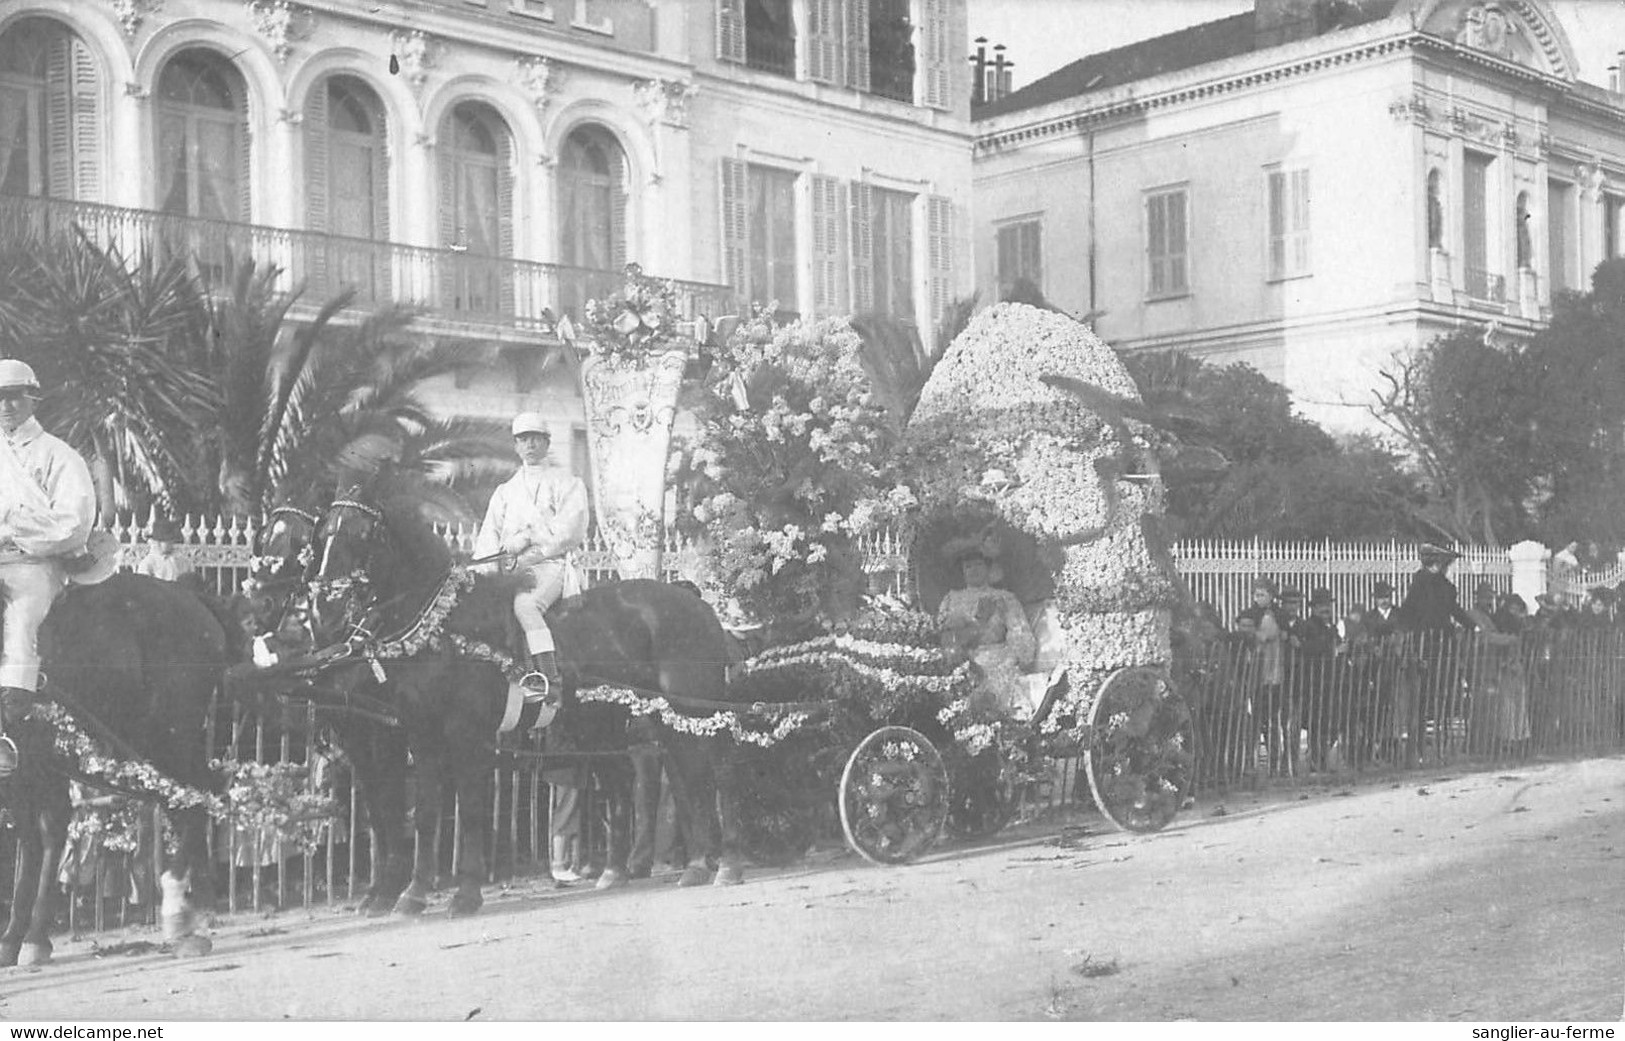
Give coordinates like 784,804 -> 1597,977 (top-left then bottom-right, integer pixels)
839,726 -> 950,865
1083,666 -> 1194,833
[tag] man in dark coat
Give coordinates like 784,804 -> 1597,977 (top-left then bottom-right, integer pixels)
1366,581 -> 1401,639
1396,544 -> 1476,761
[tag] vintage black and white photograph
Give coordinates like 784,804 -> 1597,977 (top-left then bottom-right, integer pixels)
0,0 -> 1617,1023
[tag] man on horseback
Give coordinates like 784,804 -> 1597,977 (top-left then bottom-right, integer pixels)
0,360 -> 96,776
473,411 -> 589,696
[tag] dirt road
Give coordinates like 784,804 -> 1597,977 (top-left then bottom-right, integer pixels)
1,757 -> 1621,1021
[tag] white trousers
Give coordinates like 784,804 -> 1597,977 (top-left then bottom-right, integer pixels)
0,557 -> 64,691
516,559 -> 570,655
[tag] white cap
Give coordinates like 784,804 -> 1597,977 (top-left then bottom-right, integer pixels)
0,359 -> 40,392
511,411 -> 549,437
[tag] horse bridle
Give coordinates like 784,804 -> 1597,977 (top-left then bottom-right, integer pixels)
314,498 -> 388,582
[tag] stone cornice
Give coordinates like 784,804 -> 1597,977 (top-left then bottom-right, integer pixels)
294,0 -> 692,86
976,30 -> 1418,154
977,27 -> 1617,156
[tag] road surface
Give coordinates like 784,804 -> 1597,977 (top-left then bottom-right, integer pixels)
1,756 -> 1621,1020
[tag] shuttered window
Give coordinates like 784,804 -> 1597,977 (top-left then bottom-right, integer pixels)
0,18 -> 101,201
719,157 -> 750,298
304,76 -> 390,301
438,102 -> 514,316
810,173 -> 846,317
1464,152 -> 1494,299
1146,187 -> 1188,298
716,0 -> 746,63
744,164 -> 798,316
559,124 -> 628,271
156,50 -> 249,222
848,181 -> 874,313
867,186 -> 914,323
926,194 -> 953,336
807,0 -> 840,84
919,0 -> 951,109
996,218 -> 1041,300
844,0 -> 871,91
1266,167 -> 1310,280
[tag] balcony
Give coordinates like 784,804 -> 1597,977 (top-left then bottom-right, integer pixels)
0,193 -> 734,337
1465,266 -> 1505,305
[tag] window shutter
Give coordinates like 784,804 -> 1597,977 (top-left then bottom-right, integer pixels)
849,181 -> 874,313
44,36 -> 72,199
1169,191 -> 1187,292
1266,170 -> 1284,280
238,115 -> 253,223
302,82 -> 330,292
926,194 -> 953,334
808,0 -> 840,84
610,146 -> 628,269
719,157 -> 749,296
1290,168 -> 1311,275
437,123 -> 457,246
68,37 -> 101,201
497,126 -> 516,312
371,104 -> 391,241
717,0 -> 746,64
810,174 -> 846,316
304,83 -> 330,232
844,0 -> 870,92
921,0 -> 951,110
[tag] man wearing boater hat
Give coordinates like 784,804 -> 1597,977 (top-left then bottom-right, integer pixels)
473,411 -> 590,695
0,360 -> 96,776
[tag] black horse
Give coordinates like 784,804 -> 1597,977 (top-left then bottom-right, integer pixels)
296,485 -> 753,895
0,573 -> 230,965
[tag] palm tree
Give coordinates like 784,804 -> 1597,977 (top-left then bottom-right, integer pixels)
0,224 -> 219,517
210,258 -> 511,521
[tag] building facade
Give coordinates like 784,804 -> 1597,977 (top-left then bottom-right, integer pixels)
0,0 -> 971,473
973,0 -> 1625,430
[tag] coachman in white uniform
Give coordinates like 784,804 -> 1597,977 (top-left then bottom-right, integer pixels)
0,360 -> 96,775
473,411 -> 590,695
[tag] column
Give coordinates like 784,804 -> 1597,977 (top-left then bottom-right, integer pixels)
1509,540 -> 1550,614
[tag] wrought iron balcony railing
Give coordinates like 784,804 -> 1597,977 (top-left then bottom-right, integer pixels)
0,193 -> 735,334
1465,266 -> 1506,304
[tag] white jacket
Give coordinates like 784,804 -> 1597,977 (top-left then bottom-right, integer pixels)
473,465 -> 590,566
0,418 -> 95,559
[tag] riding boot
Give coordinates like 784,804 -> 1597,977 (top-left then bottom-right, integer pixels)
526,652 -> 563,697
0,687 -> 34,777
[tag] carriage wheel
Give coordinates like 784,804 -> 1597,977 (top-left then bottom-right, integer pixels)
838,726 -> 950,866
1083,666 -> 1194,833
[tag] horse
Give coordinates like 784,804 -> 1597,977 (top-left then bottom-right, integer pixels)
301,484 -> 751,894
0,572 -> 230,965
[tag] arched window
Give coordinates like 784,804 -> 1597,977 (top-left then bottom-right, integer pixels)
439,102 -> 512,256
558,124 -> 628,272
1515,190 -> 1532,270
1427,168 -> 1444,250
156,49 -> 249,222
304,76 -> 389,299
0,18 -> 101,200
437,102 -> 513,315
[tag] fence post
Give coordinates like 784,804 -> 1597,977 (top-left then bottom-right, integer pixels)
1509,540 -> 1550,612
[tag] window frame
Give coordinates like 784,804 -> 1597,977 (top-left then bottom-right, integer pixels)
745,162 -> 800,318
1265,164 -> 1312,282
1144,184 -> 1190,301
994,214 -> 1043,301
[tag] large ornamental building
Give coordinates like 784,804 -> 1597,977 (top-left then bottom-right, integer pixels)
973,0 -> 1625,430
0,0 -> 972,475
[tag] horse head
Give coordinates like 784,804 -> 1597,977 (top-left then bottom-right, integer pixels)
253,503 -> 321,585
308,485 -> 454,647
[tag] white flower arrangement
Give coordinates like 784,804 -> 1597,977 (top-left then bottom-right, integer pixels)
574,684 -> 813,748
904,303 -> 1176,723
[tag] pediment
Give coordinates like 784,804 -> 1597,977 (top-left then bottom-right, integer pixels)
1417,0 -> 1577,80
